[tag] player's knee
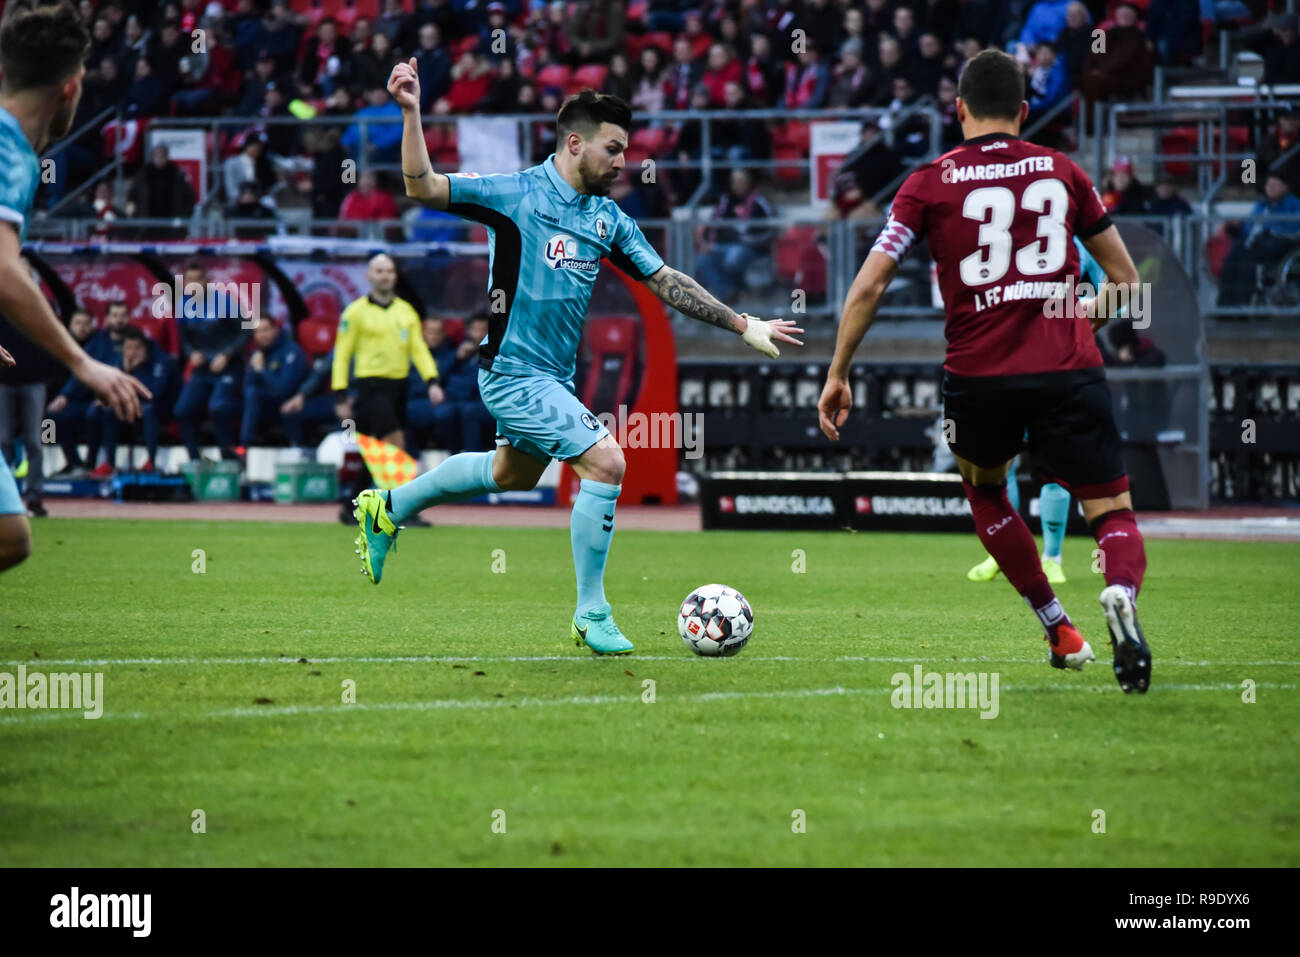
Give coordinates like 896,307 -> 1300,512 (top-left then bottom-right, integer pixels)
0,520 -> 33,572
585,441 -> 626,486
492,454 -> 541,491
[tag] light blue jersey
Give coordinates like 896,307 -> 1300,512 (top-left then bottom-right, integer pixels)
0,106 -> 40,513
445,155 -> 665,382
1074,235 -> 1106,290
0,105 -> 41,244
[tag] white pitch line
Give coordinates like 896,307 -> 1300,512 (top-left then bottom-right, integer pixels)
0,682 -> 1295,727
4,654 -> 1300,668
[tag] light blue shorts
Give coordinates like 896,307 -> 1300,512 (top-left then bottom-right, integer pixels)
0,456 -> 23,515
479,368 -> 610,463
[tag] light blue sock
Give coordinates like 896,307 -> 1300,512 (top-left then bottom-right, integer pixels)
571,478 -> 620,616
388,450 -> 500,524
1040,482 -> 1070,560
1006,471 -> 1021,512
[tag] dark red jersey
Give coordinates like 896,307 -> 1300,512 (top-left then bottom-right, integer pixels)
871,133 -> 1112,380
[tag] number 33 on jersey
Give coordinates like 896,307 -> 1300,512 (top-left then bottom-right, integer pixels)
871,133 -> 1112,379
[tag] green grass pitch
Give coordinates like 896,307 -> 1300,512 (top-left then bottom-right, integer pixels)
1,517 -> 1297,866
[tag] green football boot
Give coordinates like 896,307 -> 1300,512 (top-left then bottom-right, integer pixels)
572,603 -> 634,655
967,554 -> 1000,582
353,489 -> 399,584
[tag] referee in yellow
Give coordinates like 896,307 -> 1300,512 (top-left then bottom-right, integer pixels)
333,253 -> 443,521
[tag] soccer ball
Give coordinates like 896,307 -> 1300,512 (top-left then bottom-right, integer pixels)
678,584 -> 754,657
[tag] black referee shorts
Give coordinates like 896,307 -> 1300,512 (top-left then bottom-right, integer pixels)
353,377 -> 409,437
943,368 -> 1131,499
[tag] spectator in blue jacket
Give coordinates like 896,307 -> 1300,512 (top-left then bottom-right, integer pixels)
412,314 -> 493,454
174,262 -> 252,461
341,86 -> 404,164
240,317 -> 308,447
281,348 -> 353,449
88,327 -> 179,473
1017,0 -> 1075,59
406,316 -> 459,451
1026,42 -> 1070,125
48,302 -> 131,477
1217,174 -> 1300,306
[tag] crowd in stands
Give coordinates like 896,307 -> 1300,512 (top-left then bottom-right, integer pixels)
13,261 -> 494,498
5,1 -> 1297,504
45,0 -> 1300,224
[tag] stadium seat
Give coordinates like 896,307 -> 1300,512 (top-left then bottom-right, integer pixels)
442,317 -> 464,346
1205,225 -> 1233,281
1160,127 -> 1196,178
579,316 -> 640,413
626,1 -> 649,25
774,226 -> 827,296
297,317 -> 337,357
569,64 -> 609,94
534,64 -> 572,92
102,117 -> 148,164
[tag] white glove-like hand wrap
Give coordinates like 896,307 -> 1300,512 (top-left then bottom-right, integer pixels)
739,314 -> 780,358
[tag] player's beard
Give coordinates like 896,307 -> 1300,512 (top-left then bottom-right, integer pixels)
578,153 -> 617,197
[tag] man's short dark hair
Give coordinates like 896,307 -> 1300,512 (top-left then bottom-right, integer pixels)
121,325 -> 147,344
556,90 -> 632,142
0,0 -> 90,92
107,299 -> 128,311
957,49 -> 1025,122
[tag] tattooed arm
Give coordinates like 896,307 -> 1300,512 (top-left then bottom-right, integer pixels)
643,266 -> 804,357
643,266 -> 747,333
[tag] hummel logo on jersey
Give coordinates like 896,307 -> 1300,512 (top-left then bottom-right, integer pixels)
544,235 -> 599,272
532,208 -> 559,225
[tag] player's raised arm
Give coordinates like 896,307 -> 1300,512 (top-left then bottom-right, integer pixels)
643,266 -> 803,358
0,226 -> 149,420
818,249 -> 899,441
1080,224 -> 1141,333
389,57 -> 450,210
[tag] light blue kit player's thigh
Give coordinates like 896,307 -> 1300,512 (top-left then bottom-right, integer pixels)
0,457 -> 23,515
478,368 -> 609,462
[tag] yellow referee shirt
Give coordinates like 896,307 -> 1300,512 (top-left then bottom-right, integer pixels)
331,294 -> 439,392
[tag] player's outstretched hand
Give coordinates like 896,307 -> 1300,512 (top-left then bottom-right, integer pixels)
740,314 -> 803,358
818,376 -> 852,441
0,344 -> 14,367
74,357 -> 151,421
388,57 -> 421,112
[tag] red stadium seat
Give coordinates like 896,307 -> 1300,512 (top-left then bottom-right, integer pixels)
297,317 -> 338,357
442,317 -> 465,346
626,1 -> 648,25
1205,225 -> 1233,280
1160,126 -> 1196,178
773,226 -> 827,296
579,316 -> 640,413
534,64 -> 572,92
773,145 -> 805,184
569,64 -> 609,94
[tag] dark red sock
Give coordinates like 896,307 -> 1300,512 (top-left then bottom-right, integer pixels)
1089,508 -> 1147,599
963,480 -> 1071,639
